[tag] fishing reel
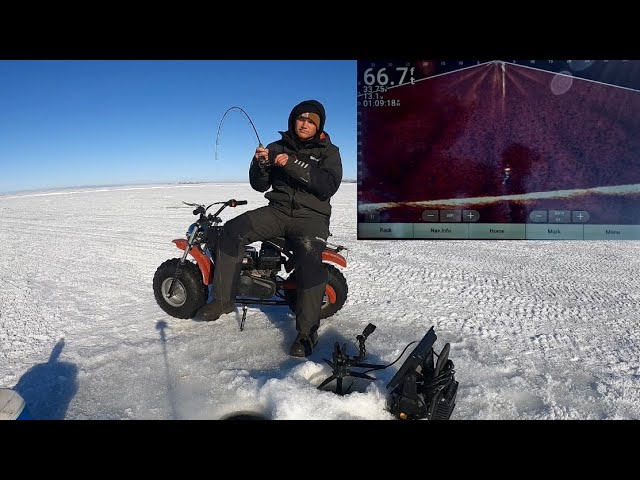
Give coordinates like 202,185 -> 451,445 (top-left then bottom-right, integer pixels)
257,156 -> 273,169
255,142 -> 273,170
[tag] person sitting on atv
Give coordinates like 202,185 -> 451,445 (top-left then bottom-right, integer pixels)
198,99 -> 343,358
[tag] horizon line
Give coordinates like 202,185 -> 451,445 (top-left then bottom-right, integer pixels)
0,179 -> 358,197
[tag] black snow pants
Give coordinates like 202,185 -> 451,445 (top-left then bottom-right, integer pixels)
212,205 -> 330,335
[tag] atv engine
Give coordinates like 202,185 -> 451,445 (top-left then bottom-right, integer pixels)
237,243 -> 283,299
257,244 -> 282,271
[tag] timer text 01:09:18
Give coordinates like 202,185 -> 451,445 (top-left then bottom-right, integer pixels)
360,99 -> 401,107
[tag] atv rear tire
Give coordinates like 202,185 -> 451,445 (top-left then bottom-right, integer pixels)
284,263 -> 348,320
153,258 -> 208,319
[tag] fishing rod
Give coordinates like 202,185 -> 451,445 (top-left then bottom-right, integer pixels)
214,106 -> 265,163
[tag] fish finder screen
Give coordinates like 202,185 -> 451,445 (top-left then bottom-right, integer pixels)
357,60 -> 640,240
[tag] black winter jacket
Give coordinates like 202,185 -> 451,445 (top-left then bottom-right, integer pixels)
249,129 -> 343,218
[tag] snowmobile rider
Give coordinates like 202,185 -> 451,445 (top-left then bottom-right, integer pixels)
198,99 -> 343,357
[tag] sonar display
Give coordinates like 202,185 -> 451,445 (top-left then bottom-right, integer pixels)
357,60 -> 640,240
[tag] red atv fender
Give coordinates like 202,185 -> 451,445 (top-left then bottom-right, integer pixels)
171,239 -> 347,304
172,239 -> 212,283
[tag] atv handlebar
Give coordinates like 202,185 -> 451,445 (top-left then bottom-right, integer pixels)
182,199 -> 247,211
181,199 -> 248,220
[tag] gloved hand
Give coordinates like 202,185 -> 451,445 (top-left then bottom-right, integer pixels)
255,145 -> 271,167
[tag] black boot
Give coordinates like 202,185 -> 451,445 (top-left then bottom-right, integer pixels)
289,331 -> 318,358
197,300 -> 235,321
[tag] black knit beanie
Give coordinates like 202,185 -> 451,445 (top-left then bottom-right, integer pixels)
288,99 -> 326,136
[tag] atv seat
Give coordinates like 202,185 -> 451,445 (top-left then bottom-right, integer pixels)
260,233 -> 338,254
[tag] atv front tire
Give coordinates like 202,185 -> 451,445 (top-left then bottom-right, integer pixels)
153,258 -> 208,319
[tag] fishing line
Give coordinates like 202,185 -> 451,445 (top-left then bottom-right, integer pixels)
214,106 -> 264,163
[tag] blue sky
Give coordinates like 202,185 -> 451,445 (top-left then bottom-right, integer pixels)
0,60 -> 357,193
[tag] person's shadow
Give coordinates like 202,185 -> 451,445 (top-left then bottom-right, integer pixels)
13,338 -> 78,420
